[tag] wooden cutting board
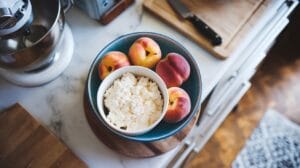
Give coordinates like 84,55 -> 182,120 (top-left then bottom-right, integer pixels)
143,0 -> 269,59
0,104 -> 87,168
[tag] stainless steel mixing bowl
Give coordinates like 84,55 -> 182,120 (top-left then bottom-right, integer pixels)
0,0 -> 70,71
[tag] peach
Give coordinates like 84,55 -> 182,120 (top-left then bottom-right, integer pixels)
98,51 -> 130,80
129,37 -> 162,68
164,87 -> 191,123
156,53 -> 190,87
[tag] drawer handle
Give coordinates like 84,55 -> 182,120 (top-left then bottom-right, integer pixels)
205,71 -> 238,116
200,82 -> 251,136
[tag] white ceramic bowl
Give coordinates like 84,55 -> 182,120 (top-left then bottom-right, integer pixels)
96,66 -> 169,136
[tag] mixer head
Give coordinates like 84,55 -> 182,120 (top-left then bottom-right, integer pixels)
0,0 -> 33,38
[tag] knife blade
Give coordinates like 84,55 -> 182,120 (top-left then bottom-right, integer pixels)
167,0 -> 222,46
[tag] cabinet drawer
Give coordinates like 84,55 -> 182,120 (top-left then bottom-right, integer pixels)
194,81 -> 251,151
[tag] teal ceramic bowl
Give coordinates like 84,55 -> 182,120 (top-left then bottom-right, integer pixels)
86,32 -> 202,142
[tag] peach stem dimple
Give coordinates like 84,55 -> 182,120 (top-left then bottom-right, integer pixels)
145,50 -> 150,56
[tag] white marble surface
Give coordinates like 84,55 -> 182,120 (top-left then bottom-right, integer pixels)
0,0 -> 261,167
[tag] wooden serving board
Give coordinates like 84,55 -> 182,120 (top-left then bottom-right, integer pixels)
0,104 -> 87,168
143,0 -> 268,59
83,90 -> 200,158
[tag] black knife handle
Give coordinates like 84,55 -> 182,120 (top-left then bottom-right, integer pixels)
188,15 -> 222,46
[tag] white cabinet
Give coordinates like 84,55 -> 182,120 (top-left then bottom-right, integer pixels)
170,1 -> 299,167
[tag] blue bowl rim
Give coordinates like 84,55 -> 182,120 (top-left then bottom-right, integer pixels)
86,32 -> 202,142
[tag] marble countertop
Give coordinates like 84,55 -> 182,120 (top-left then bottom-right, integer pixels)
0,0 -> 260,167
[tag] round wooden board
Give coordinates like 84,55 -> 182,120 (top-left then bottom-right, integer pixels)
83,91 -> 199,158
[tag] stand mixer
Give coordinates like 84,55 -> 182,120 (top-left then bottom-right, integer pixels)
0,0 -> 74,87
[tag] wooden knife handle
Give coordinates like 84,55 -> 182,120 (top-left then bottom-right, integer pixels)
188,15 -> 222,46
100,0 -> 135,25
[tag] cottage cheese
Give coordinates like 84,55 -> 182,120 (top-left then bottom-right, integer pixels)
104,72 -> 163,131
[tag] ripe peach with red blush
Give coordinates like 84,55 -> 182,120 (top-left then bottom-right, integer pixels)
156,53 -> 190,87
164,87 -> 191,123
129,37 -> 162,68
98,51 -> 130,80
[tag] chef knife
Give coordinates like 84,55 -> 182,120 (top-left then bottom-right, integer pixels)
167,0 -> 222,46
